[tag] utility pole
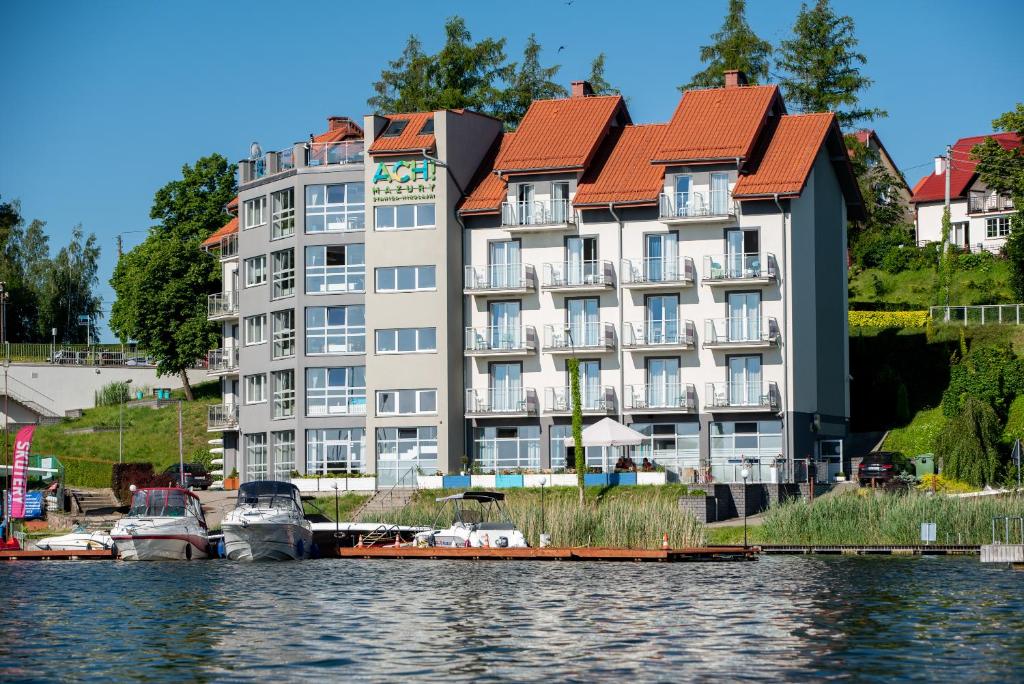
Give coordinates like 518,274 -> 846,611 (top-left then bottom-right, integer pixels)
178,400 -> 185,487
943,145 -> 952,307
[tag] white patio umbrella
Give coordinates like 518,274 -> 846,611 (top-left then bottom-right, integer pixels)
562,417 -> 645,472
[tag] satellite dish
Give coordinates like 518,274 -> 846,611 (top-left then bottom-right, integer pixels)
250,141 -> 262,159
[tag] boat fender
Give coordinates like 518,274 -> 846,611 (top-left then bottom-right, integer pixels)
482,533 -> 490,548
217,539 -> 226,558
495,536 -> 509,548
186,543 -> 193,561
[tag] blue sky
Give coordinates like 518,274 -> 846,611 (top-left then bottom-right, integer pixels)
1,0 -> 1022,341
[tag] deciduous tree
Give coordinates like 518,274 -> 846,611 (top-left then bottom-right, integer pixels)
935,396 -> 1003,487
683,0 -> 772,89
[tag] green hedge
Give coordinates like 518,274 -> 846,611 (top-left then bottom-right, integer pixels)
848,310 -> 929,328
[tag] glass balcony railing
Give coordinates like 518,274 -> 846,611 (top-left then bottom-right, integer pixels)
659,191 -> 735,220
704,317 -> 779,346
501,199 -> 575,228
620,256 -> 694,286
702,253 -> 776,282
544,386 -> 614,413
464,326 -> 536,354
624,384 -> 696,411
464,264 -> 536,292
207,291 -> 239,319
207,347 -> 239,374
542,260 -> 614,289
208,404 -> 239,431
543,322 -> 615,351
306,140 -> 365,167
623,321 -> 695,348
465,388 -> 537,415
705,381 -> 779,411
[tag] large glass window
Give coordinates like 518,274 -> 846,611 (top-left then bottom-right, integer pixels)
374,204 -> 435,231
272,430 -> 295,480
550,425 -> 604,471
306,428 -> 365,475
305,367 -> 366,416
376,389 -> 437,416
375,427 -> 438,477
271,369 -> 295,419
305,183 -> 365,232
244,433 -> 268,481
271,248 -> 295,299
271,188 -> 295,239
709,420 -> 783,482
305,306 -> 365,354
244,374 -> 266,404
474,426 -> 540,472
630,423 -> 700,476
375,265 -> 436,292
244,196 -> 266,230
375,327 -> 436,354
305,244 -> 365,294
244,255 -> 267,287
272,310 -> 295,359
987,216 -> 1011,238
244,314 -> 266,346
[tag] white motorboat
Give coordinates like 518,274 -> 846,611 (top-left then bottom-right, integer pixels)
110,486 -> 210,561
35,529 -> 113,551
222,480 -> 313,561
415,491 -> 528,549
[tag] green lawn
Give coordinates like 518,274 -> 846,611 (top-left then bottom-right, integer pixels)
849,260 -> 1013,309
305,493 -> 372,521
882,406 -> 945,456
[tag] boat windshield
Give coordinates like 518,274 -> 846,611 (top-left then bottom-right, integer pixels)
237,481 -> 299,510
129,489 -> 189,517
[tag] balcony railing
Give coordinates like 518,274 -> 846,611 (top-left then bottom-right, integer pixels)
208,404 -> 239,431
543,322 -> 616,352
306,140 -> 365,167
501,199 -> 576,228
465,388 -> 538,416
704,317 -> 779,347
623,321 -> 695,349
705,381 -> 780,411
620,256 -> 695,287
464,264 -> 536,293
624,384 -> 697,412
968,194 -> 1014,214
703,253 -> 776,283
464,326 -> 537,354
545,386 -> 615,413
207,347 -> 239,374
219,233 -> 238,260
542,260 -> 614,289
659,191 -> 736,220
207,291 -> 239,319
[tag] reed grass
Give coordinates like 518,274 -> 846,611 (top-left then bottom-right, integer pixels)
362,485 -> 706,549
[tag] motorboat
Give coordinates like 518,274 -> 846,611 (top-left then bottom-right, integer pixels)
110,486 -> 210,560
415,491 -> 528,549
221,480 -> 313,561
35,526 -> 113,551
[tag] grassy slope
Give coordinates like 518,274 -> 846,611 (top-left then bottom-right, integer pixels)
883,407 -> 944,456
306,493 -> 371,521
849,260 -> 1013,309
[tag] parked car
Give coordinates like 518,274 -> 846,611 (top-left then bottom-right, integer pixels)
164,463 -> 213,490
857,452 -> 911,486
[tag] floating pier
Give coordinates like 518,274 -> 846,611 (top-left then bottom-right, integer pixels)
0,549 -> 115,561
338,545 -> 757,562
760,544 -> 979,556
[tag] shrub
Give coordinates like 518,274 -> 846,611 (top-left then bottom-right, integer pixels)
847,310 -> 928,328
956,250 -> 996,272
916,474 -> 975,494
935,396 -> 1004,487
111,462 -> 175,504
94,381 -> 132,407
880,245 -> 917,274
941,344 -> 1021,417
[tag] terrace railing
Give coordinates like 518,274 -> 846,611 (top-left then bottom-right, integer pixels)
930,304 -> 1024,326
659,191 -> 736,220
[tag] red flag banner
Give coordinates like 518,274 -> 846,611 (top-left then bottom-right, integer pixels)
10,425 -> 36,519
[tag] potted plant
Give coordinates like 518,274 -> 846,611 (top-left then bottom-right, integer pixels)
224,467 -> 239,490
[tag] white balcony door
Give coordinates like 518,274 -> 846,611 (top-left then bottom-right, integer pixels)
711,172 -> 729,215
490,362 -> 522,412
489,301 -> 521,350
674,175 -> 691,217
728,355 -> 761,406
647,294 -> 679,344
517,184 -> 535,224
567,236 -> 597,285
647,358 -> 679,407
572,360 -> 600,409
645,233 -> 678,282
728,292 -> 761,341
727,229 -> 759,278
568,298 -> 599,346
489,240 -> 520,289
552,182 -> 569,223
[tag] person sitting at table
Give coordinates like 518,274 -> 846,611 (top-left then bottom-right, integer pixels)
641,457 -> 654,472
622,455 -> 637,472
614,455 -> 628,471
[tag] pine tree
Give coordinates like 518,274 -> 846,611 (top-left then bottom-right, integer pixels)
684,0 -> 772,90
500,34 -> 567,128
777,0 -> 885,127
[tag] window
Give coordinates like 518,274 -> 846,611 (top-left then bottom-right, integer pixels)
305,244 -> 365,294
244,315 -> 266,346
244,374 -> 266,404
272,430 -> 295,480
244,255 -> 267,287
629,423 -> 699,476
382,119 -> 409,137
272,369 -> 295,419
244,433 -> 268,481
550,425 -> 603,471
244,196 -> 266,230
305,306 -> 365,354
418,118 -> 434,135
375,427 -> 438,476
375,265 -> 436,292
305,367 -> 366,416
474,426 -> 540,472
271,188 -> 295,239
306,428 -> 365,475
376,389 -> 437,416
987,216 -> 1011,238
271,249 -> 295,299
272,310 -> 295,359
305,183 -> 365,232
374,204 -> 435,231
710,420 -> 783,483
375,327 -> 436,354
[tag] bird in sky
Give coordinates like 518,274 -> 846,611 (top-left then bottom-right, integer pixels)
557,45 -> 565,53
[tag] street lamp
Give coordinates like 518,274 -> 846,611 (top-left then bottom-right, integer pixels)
119,379 -> 132,464
740,466 -> 751,549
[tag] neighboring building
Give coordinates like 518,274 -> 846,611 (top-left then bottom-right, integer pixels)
850,129 -> 913,224
458,73 -> 864,484
911,132 -> 1020,253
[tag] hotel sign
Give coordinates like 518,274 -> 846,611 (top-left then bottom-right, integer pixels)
372,159 -> 437,203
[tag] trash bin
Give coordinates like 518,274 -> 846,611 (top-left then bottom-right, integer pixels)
135,390 -> 144,400
914,454 -> 935,478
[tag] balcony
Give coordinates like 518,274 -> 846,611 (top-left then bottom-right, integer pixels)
305,140 -> 364,167
239,141 -> 364,184
219,233 -> 238,261
703,317 -> 780,349
208,404 -> 239,432
208,291 -> 239,320
464,326 -> 537,357
543,323 -> 616,354
968,194 -> 1014,214
464,264 -> 537,296
624,384 -> 697,413
623,321 -> 696,351
658,191 -> 737,223
542,260 -> 614,292
501,199 -> 576,232
702,253 -> 777,286
620,256 -> 695,289
465,388 -> 538,418
705,381 -> 780,412
544,386 -> 616,415
207,347 -> 239,376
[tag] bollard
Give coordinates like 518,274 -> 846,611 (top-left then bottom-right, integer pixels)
662,532 -> 670,550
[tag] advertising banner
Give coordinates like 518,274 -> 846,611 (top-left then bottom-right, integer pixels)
10,425 -> 36,519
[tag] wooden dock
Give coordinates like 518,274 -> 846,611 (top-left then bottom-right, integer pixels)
761,544 -> 979,556
0,549 -> 115,561
338,545 -> 757,562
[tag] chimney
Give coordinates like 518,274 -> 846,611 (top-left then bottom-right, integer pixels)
724,70 -> 748,88
571,80 -> 594,98
326,116 -> 364,139
934,156 -> 945,176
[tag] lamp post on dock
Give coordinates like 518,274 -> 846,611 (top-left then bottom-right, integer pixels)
740,466 -> 750,549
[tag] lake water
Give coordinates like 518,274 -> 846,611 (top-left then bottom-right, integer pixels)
1,556 -> 1022,681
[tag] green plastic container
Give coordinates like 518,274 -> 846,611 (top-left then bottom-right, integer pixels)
913,454 -> 935,478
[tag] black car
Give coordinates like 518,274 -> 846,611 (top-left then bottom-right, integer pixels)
164,463 -> 213,490
857,451 -> 910,486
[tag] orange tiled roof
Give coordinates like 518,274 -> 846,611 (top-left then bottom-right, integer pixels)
368,112 -> 436,155
733,113 -> 835,197
574,124 -> 669,206
653,85 -> 780,163
495,95 -> 626,173
460,133 -> 516,215
201,216 -> 238,249
227,196 -> 238,212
